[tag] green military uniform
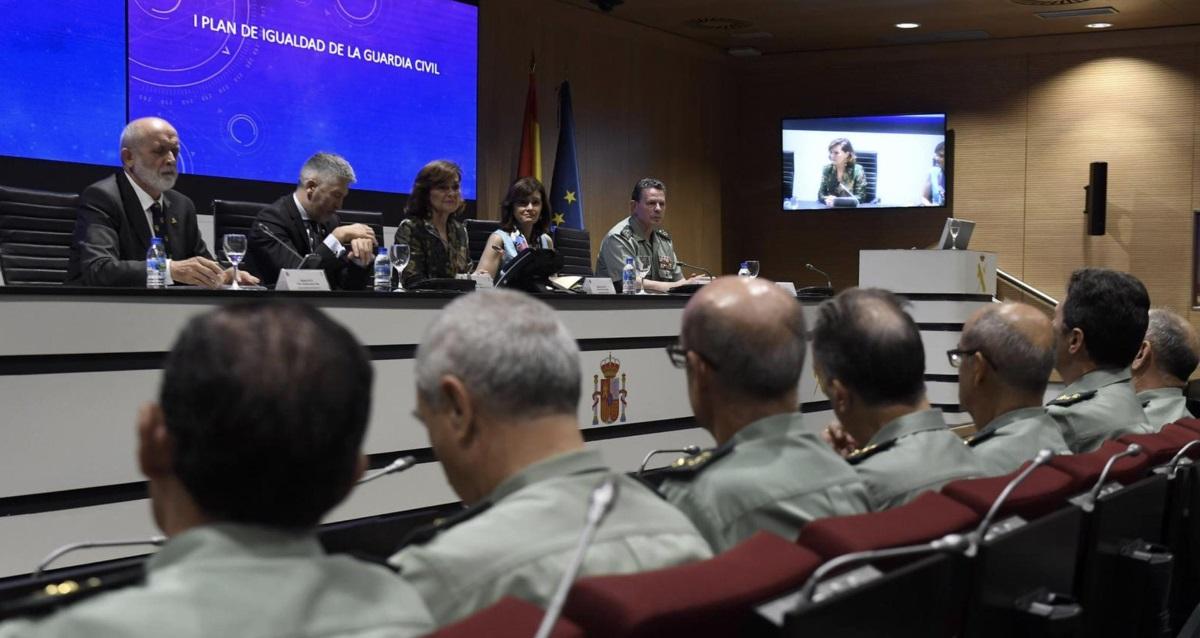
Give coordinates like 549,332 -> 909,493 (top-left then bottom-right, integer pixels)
657,412 -> 871,552
594,216 -> 683,283
966,406 -> 1071,477
847,409 -> 983,511
0,524 -> 434,638
1137,387 -> 1191,430
1045,367 -> 1152,453
392,216 -> 470,288
388,449 -> 712,627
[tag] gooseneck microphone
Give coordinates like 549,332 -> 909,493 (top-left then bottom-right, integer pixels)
534,474 -> 620,638
637,445 -> 701,477
804,263 -> 833,290
967,449 -> 1055,556
34,536 -> 167,578
1080,443 -> 1141,512
357,455 -> 418,485
796,533 -> 970,605
676,261 -> 715,279
257,223 -> 318,269
1162,440 -> 1200,479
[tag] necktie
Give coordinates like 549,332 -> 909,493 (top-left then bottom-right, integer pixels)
149,202 -> 170,256
307,220 -> 325,252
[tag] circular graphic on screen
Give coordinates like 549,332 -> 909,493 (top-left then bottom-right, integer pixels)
129,0 -> 259,89
335,0 -> 381,26
224,112 -> 265,155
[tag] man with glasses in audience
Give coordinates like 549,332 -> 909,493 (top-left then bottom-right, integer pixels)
1047,268 -> 1152,452
1131,308 -> 1200,428
813,288 -> 982,510
656,277 -> 869,551
954,303 -> 1070,476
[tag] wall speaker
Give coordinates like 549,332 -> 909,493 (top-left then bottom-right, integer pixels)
1085,161 -> 1107,236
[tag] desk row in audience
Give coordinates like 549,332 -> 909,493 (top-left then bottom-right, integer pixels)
2,256 -> 1193,634
65,117 -> 706,291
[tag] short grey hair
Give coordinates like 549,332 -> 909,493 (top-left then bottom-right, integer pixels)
684,295 -> 806,400
961,303 -> 1054,395
1146,308 -> 1200,382
119,117 -> 170,155
299,152 -> 356,186
416,289 -> 581,417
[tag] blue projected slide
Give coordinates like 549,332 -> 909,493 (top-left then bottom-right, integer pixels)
128,0 -> 479,197
0,2 -> 126,166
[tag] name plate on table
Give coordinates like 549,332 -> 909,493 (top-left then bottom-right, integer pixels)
275,269 -> 330,291
582,278 -> 617,295
457,273 -> 493,289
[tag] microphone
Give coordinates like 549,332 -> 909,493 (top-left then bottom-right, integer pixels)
676,260 -> 715,279
967,449 -> 1055,556
804,263 -> 833,290
1080,443 -> 1141,513
795,532 -> 970,605
257,223 -> 318,269
357,455 -> 418,485
637,445 -> 701,477
534,474 -> 620,638
1159,440 -> 1200,480
34,536 -> 167,578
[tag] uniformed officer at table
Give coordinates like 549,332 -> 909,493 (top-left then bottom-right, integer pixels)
1046,268 -> 1153,452
594,177 -> 709,292
657,276 -> 870,551
813,288 -> 983,511
0,302 -> 433,637
389,289 -> 711,627
1131,308 -> 1200,428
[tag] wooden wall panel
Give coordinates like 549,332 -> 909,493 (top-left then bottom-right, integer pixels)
478,0 -> 731,271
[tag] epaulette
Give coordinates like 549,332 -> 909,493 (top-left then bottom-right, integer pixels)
0,566 -> 145,621
845,438 -> 898,465
393,501 -> 493,551
653,228 -> 672,241
658,445 -> 733,480
1141,399 -> 1151,409
1046,389 -> 1097,408
964,427 -> 997,447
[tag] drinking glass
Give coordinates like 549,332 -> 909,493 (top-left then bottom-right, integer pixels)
222,234 -> 247,289
635,257 -> 651,294
389,243 -> 411,292
949,219 -> 961,250
744,260 -> 761,278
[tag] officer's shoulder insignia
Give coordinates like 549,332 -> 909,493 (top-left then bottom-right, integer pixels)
965,428 -> 997,447
653,228 -> 672,240
1141,399 -> 1151,409
394,501 -> 493,550
660,445 -> 733,479
1047,389 -> 1097,407
846,439 -> 897,465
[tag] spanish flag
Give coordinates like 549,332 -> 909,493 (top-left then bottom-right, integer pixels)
516,54 -> 542,182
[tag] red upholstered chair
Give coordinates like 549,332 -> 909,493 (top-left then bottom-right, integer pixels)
1173,417 -> 1200,436
423,597 -> 583,638
560,532 -> 820,638
796,491 -> 979,560
941,464 -> 1077,521
1119,424 -> 1200,465
1047,439 -> 1151,491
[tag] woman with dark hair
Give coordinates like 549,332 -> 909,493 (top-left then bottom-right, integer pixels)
393,159 -> 472,287
473,176 -> 555,278
818,137 -> 867,206
921,141 -> 947,206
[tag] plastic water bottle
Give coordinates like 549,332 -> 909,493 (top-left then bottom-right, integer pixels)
373,247 -> 391,292
622,256 -> 637,294
737,261 -> 751,277
145,237 -> 166,289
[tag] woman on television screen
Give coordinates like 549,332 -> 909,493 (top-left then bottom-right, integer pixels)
818,137 -> 867,206
921,142 -> 947,206
393,159 -> 472,287
474,176 -> 555,278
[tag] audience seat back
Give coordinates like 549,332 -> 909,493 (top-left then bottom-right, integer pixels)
942,465 -> 1077,521
797,491 -> 979,560
423,597 -> 583,638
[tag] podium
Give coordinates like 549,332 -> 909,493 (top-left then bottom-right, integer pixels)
858,250 -> 998,425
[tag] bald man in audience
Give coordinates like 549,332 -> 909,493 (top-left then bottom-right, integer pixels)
1131,308 -> 1200,428
1047,268 -> 1152,452
389,289 -> 711,627
813,288 -> 983,510
957,303 -> 1070,476
657,277 -> 869,551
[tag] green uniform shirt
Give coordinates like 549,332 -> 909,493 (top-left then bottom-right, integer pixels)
1045,367 -> 1152,453
388,449 -> 712,627
966,406 -> 1072,477
1137,387 -> 1190,431
657,412 -> 871,552
847,409 -> 984,511
0,524 -> 434,638
594,216 -> 683,283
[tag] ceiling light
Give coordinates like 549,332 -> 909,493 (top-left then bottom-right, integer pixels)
895,22 -> 920,29
1086,22 -> 1113,29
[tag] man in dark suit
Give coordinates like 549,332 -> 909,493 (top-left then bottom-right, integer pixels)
245,152 -> 376,289
66,117 -> 256,288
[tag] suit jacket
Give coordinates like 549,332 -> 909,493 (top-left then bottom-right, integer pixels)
244,195 -> 369,290
66,173 -> 211,287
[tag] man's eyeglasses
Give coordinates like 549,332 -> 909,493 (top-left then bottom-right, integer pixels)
946,348 -> 984,369
665,341 -> 717,369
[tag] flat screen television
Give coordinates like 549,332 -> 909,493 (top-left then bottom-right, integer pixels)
782,113 -> 947,211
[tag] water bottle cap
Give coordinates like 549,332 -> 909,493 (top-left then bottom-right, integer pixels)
378,246 -> 387,254
151,236 -> 163,244
625,256 -> 634,264
740,261 -> 747,268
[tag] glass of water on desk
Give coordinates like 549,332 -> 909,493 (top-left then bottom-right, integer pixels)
222,233 -> 247,289
389,243 -> 411,292
634,257 -> 651,294
949,219 -> 961,250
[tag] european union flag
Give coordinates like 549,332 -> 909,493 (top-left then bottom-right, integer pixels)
549,81 -> 584,230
